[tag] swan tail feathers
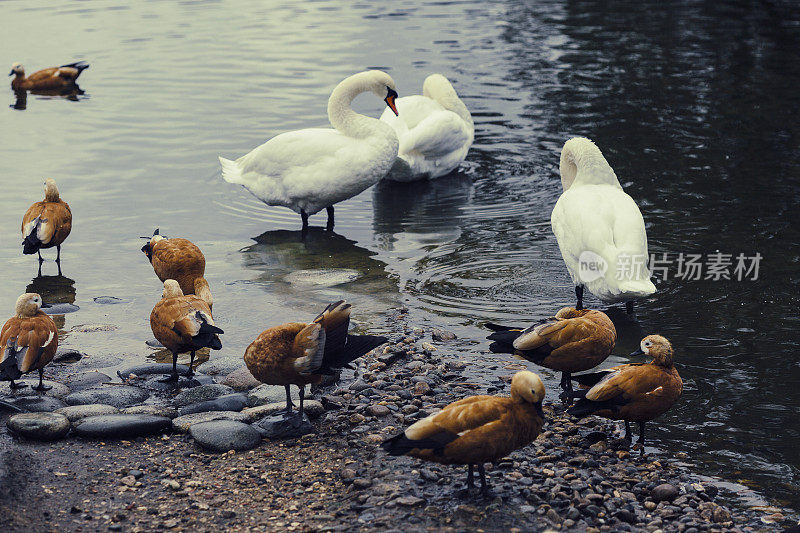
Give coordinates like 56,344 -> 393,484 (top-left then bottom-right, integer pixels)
219,157 -> 245,185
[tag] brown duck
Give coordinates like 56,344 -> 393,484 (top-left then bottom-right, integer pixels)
0,293 -> 58,391
22,178 -> 72,270
10,61 -> 89,91
486,307 -> 616,401
141,229 -> 211,308
568,334 -> 682,446
150,280 -> 223,381
244,301 -> 387,418
382,371 -> 546,495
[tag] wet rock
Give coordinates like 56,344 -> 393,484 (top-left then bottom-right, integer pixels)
53,347 -> 86,363
73,323 -> 117,333
712,507 -> 730,523
352,478 -> 372,489
366,404 -> 390,417
303,400 -> 325,419
63,372 -> 112,391
42,303 -> 80,314
145,339 -> 165,348
93,296 -> 129,304
72,414 -> 171,438
117,363 -> 191,380
0,380 -> 70,398
222,366 -> 261,391
196,357 -> 244,376
179,393 -> 248,416
240,402 -> 290,422
189,420 -> 261,452
121,405 -> 180,419
431,329 -> 457,342
65,386 -> 149,408
252,413 -> 314,439
76,354 -> 124,369
173,384 -> 234,407
413,382 -> 431,396
652,483 -> 680,502
247,384 -> 298,407
171,411 -> 249,433
7,412 -> 70,441
139,375 -> 205,391
8,396 -> 67,412
55,403 -> 119,422
284,268 -> 361,286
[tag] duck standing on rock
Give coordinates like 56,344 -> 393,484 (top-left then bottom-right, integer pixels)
568,335 -> 682,448
551,137 -> 656,312
10,61 -> 89,91
219,70 -> 400,232
243,300 -> 387,420
485,307 -> 616,403
0,293 -> 58,391
150,280 -> 223,382
21,178 -> 72,272
141,229 -> 212,308
382,370 -> 546,496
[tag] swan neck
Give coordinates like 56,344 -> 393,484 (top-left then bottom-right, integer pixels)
327,77 -> 388,140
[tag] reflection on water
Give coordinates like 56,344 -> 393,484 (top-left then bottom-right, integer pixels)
10,85 -> 87,111
26,274 -> 78,329
0,0 -> 798,511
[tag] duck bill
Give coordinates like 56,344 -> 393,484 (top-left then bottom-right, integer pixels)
629,348 -> 645,357
384,95 -> 398,116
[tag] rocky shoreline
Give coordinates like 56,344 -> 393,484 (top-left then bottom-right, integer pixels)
0,309 -> 794,532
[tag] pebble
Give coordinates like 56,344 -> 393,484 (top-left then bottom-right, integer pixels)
116,363 -> 191,380
64,386 -> 150,408
7,412 -> 71,441
63,372 -> 113,391
252,413 -> 314,439
179,393 -> 249,416
53,347 -> 86,363
55,403 -> 119,422
121,405 -> 180,419
246,384 -> 298,407
189,420 -> 262,452
431,329 -> 457,341
366,404 -> 390,417
652,483 -> 680,502
173,384 -> 234,407
413,382 -> 431,396
221,366 -> 261,391
72,414 -> 172,438
171,411 -> 249,433
92,296 -> 128,304
196,357 -> 245,376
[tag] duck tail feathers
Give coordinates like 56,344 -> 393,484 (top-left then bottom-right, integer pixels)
219,156 -> 245,184
22,217 -> 43,255
319,334 -> 387,372
61,61 -> 90,73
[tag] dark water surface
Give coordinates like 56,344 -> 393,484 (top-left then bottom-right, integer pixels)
2,0 -> 799,511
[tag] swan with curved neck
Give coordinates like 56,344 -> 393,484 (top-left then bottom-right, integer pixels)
551,137 -> 656,311
380,74 -> 473,181
219,70 -> 400,231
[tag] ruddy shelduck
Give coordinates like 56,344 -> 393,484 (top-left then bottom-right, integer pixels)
150,280 -> 223,382
568,335 -> 682,447
243,300 -> 387,418
21,178 -> 72,270
486,307 -> 616,402
141,229 -> 211,308
10,61 -> 89,91
382,371 -> 546,495
0,293 -> 58,391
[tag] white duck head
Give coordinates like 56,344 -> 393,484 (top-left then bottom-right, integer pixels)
9,63 -> 24,77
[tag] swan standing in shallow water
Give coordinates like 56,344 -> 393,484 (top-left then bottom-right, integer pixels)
379,74 -> 473,181
219,70 -> 400,231
551,138 -> 656,312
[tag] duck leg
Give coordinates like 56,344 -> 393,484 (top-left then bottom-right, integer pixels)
298,385 -> 305,419
638,422 -> 646,445
626,301 -> 634,314
159,351 -> 180,382
56,245 -> 62,264
33,369 -> 51,391
187,350 -> 196,377
325,206 -> 334,231
575,285 -> 584,310
9,379 -> 27,390
624,421 -> 632,441
558,372 -> 574,403
477,463 -> 492,496
466,464 -> 475,490
300,210 -> 309,231
284,384 -> 293,414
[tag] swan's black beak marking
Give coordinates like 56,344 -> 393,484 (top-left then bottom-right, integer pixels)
384,87 -> 399,116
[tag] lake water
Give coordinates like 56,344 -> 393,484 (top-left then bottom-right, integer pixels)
2,0 -> 799,512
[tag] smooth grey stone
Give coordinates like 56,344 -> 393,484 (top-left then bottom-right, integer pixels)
53,347 -> 86,363
41,303 -> 79,314
252,412 -> 314,439
77,355 -> 123,369
72,414 -> 171,438
173,384 -> 234,407
240,402 -> 289,422
64,386 -> 149,408
55,403 -> 119,422
222,367 -> 261,391
139,375 -> 202,391
179,394 -> 248,416
121,405 -> 180,419
145,339 -> 165,348
197,357 -> 244,376
93,296 -> 129,304
9,396 -> 67,412
172,411 -> 249,433
0,380 -> 70,399
431,329 -> 457,341
246,384 -> 298,407
117,363 -> 191,380
63,372 -> 113,391
284,268 -> 361,286
7,412 -> 70,441
189,420 -> 261,453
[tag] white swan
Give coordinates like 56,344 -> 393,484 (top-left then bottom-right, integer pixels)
219,70 -> 400,231
379,74 -> 473,181
551,137 -> 656,312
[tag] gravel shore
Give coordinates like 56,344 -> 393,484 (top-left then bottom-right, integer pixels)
0,310 -> 793,532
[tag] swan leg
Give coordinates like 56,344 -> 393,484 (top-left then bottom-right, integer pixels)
575,285 -> 584,310
325,206 -> 334,231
